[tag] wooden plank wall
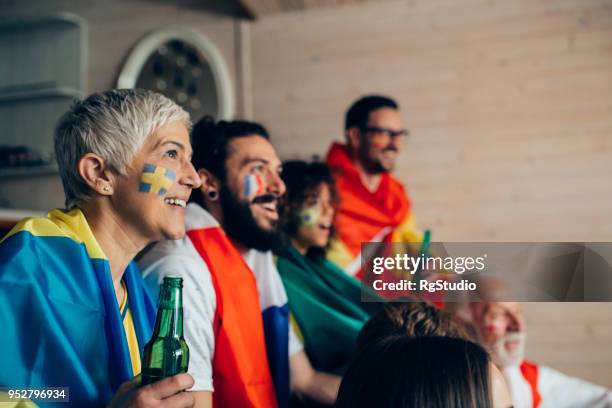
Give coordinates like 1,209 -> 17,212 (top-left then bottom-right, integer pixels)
238,0 -> 381,16
250,0 -> 612,387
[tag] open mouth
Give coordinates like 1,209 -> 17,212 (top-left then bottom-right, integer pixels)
256,201 -> 279,220
164,197 -> 187,208
318,223 -> 332,231
505,341 -> 519,350
261,202 -> 277,213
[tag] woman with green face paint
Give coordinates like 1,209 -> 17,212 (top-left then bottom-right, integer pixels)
276,161 -> 383,378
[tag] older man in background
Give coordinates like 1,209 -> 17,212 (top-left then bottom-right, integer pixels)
464,301 -> 612,408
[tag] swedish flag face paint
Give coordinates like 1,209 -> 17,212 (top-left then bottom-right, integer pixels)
139,163 -> 176,196
298,206 -> 321,227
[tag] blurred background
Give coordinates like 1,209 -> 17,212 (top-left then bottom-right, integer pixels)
1,0 -> 611,387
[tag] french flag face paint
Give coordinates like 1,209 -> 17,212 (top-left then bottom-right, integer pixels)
243,174 -> 266,201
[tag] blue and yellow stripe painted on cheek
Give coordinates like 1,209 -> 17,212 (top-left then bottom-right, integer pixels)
139,164 -> 176,196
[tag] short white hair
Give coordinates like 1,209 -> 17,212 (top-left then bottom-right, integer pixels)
54,89 -> 191,208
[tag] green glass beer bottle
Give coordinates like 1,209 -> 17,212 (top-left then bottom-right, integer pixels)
141,276 -> 189,385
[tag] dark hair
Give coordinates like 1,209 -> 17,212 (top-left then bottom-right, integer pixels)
345,95 -> 398,130
191,116 -> 269,204
191,116 -> 269,180
335,336 -> 493,408
356,302 -> 466,355
280,160 -> 338,258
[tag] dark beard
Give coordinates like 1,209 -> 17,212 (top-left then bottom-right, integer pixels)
359,148 -> 387,173
358,145 -> 397,174
218,184 -> 282,252
358,140 -> 393,174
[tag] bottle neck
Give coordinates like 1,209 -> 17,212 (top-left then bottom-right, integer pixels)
152,285 -> 183,338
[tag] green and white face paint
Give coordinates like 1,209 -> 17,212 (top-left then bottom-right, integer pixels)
298,205 -> 321,227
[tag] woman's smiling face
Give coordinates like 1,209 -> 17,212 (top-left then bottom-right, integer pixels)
110,120 -> 200,243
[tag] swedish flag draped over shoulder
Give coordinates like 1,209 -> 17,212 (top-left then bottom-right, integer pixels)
0,208 -> 156,407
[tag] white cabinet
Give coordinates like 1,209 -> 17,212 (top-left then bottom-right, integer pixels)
0,13 -> 87,177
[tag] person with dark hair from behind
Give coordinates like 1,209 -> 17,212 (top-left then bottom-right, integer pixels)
276,161 -> 382,380
335,335 -> 511,408
139,119 -> 341,408
326,95 -> 424,278
351,302 -> 512,407
355,301 -> 466,355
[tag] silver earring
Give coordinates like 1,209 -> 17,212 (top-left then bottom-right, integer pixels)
103,185 -> 111,192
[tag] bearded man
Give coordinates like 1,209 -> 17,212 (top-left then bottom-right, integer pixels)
139,118 -> 340,408
464,301 -> 612,408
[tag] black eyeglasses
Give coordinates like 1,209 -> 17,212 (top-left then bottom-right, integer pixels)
361,126 -> 410,139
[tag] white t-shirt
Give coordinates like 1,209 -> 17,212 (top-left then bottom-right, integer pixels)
138,203 -> 302,391
504,363 -> 612,408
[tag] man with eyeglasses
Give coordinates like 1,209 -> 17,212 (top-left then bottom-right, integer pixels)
326,95 -> 423,279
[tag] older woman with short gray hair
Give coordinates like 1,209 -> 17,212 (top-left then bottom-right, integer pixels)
0,89 -> 199,407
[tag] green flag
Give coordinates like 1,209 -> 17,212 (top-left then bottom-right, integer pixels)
276,245 -> 383,374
